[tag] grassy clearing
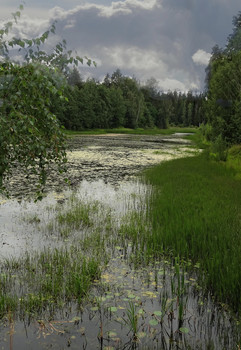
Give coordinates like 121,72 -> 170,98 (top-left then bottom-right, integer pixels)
143,153 -> 241,317
64,126 -> 197,137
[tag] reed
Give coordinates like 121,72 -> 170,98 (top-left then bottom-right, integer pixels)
144,153 -> 241,316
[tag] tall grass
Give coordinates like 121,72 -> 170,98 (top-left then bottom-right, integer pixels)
143,153 -> 241,317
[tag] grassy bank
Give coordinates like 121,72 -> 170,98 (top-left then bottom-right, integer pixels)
64,126 -> 197,137
143,153 -> 241,317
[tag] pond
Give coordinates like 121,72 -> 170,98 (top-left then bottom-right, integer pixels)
0,134 -> 240,349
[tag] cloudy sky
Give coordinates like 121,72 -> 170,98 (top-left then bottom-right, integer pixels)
1,0 -> 240,91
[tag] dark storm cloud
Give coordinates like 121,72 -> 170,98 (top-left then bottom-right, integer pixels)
4,0 -> 241,91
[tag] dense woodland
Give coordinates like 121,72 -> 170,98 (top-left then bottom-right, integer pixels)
56,68 -> 205,131
204,11 -> 241,146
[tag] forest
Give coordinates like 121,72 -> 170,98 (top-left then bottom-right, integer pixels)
56,68 -> 205,130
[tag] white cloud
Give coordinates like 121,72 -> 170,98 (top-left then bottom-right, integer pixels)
102,46 -> 167,72
192,49 -> 211,66
99,0 -> 160,17
157,78 -> 198,92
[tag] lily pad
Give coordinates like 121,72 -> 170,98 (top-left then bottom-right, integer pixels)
128,294 -> 136,299
109,306 -> 117,312
154,311 -> 162,317
138,308 -> 145,315
149,319 -> 158,326
107,331 -> 118,338
90,306 -> 99,311
71,316 -> 81,322
137,331 -> 146,338
179,327 -> 189,334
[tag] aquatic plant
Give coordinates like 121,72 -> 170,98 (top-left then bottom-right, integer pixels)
144,153 -> 241,317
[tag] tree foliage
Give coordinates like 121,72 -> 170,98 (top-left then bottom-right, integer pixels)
0,6 -> 92,198
205,11 -> 241,146
59,70 -> 204,131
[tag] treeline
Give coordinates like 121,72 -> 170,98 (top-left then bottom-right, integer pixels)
205,11 -> 241,146
55,68 -> 205,130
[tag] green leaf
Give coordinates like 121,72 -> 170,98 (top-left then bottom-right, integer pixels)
149,319 -> 158,326
76,56 -> 83,64
153,311 -> 162,317
179,327 -> 189,334
90,306 -> 99,311
127,294 -> 136,299
109,307 -> 117,312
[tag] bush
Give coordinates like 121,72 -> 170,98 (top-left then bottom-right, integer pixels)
210,134 -> 228,161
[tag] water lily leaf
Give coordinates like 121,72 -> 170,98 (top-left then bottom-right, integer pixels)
154,311 -> 162,317
128,294 -> 136,299
179,327 -> 189,334
142,291 -> 157,298
137,331 -> 146,338
71,316 -> 81,322
109,307 -> 117,312
79,327 -> 85,335
107,331 -> 117,338
90,306 -> 99,311
149,319 -> 158,326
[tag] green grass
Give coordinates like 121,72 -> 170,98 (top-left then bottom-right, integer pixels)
0,247 -> 103,318
226,145 -> 241,177
64,126 -> 198,137
143,153 -> 241,317
0,198 -> 112,319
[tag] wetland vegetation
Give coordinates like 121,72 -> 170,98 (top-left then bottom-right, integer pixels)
0,133 -> 240,349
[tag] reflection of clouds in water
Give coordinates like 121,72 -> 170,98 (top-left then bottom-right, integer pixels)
74,179 -> 150,217
0,179 -> 148,260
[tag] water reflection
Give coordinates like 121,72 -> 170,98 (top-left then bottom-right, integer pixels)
0,179 -> 148,260
0,178 -> 240,350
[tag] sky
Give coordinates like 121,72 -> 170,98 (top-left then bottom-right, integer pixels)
1,0 -> 241,92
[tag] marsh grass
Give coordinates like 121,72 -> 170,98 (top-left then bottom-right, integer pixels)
143,153 -> 241,317
0,197 -> 114,320
0,246 -> 104,319
65,127 -> 197,137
